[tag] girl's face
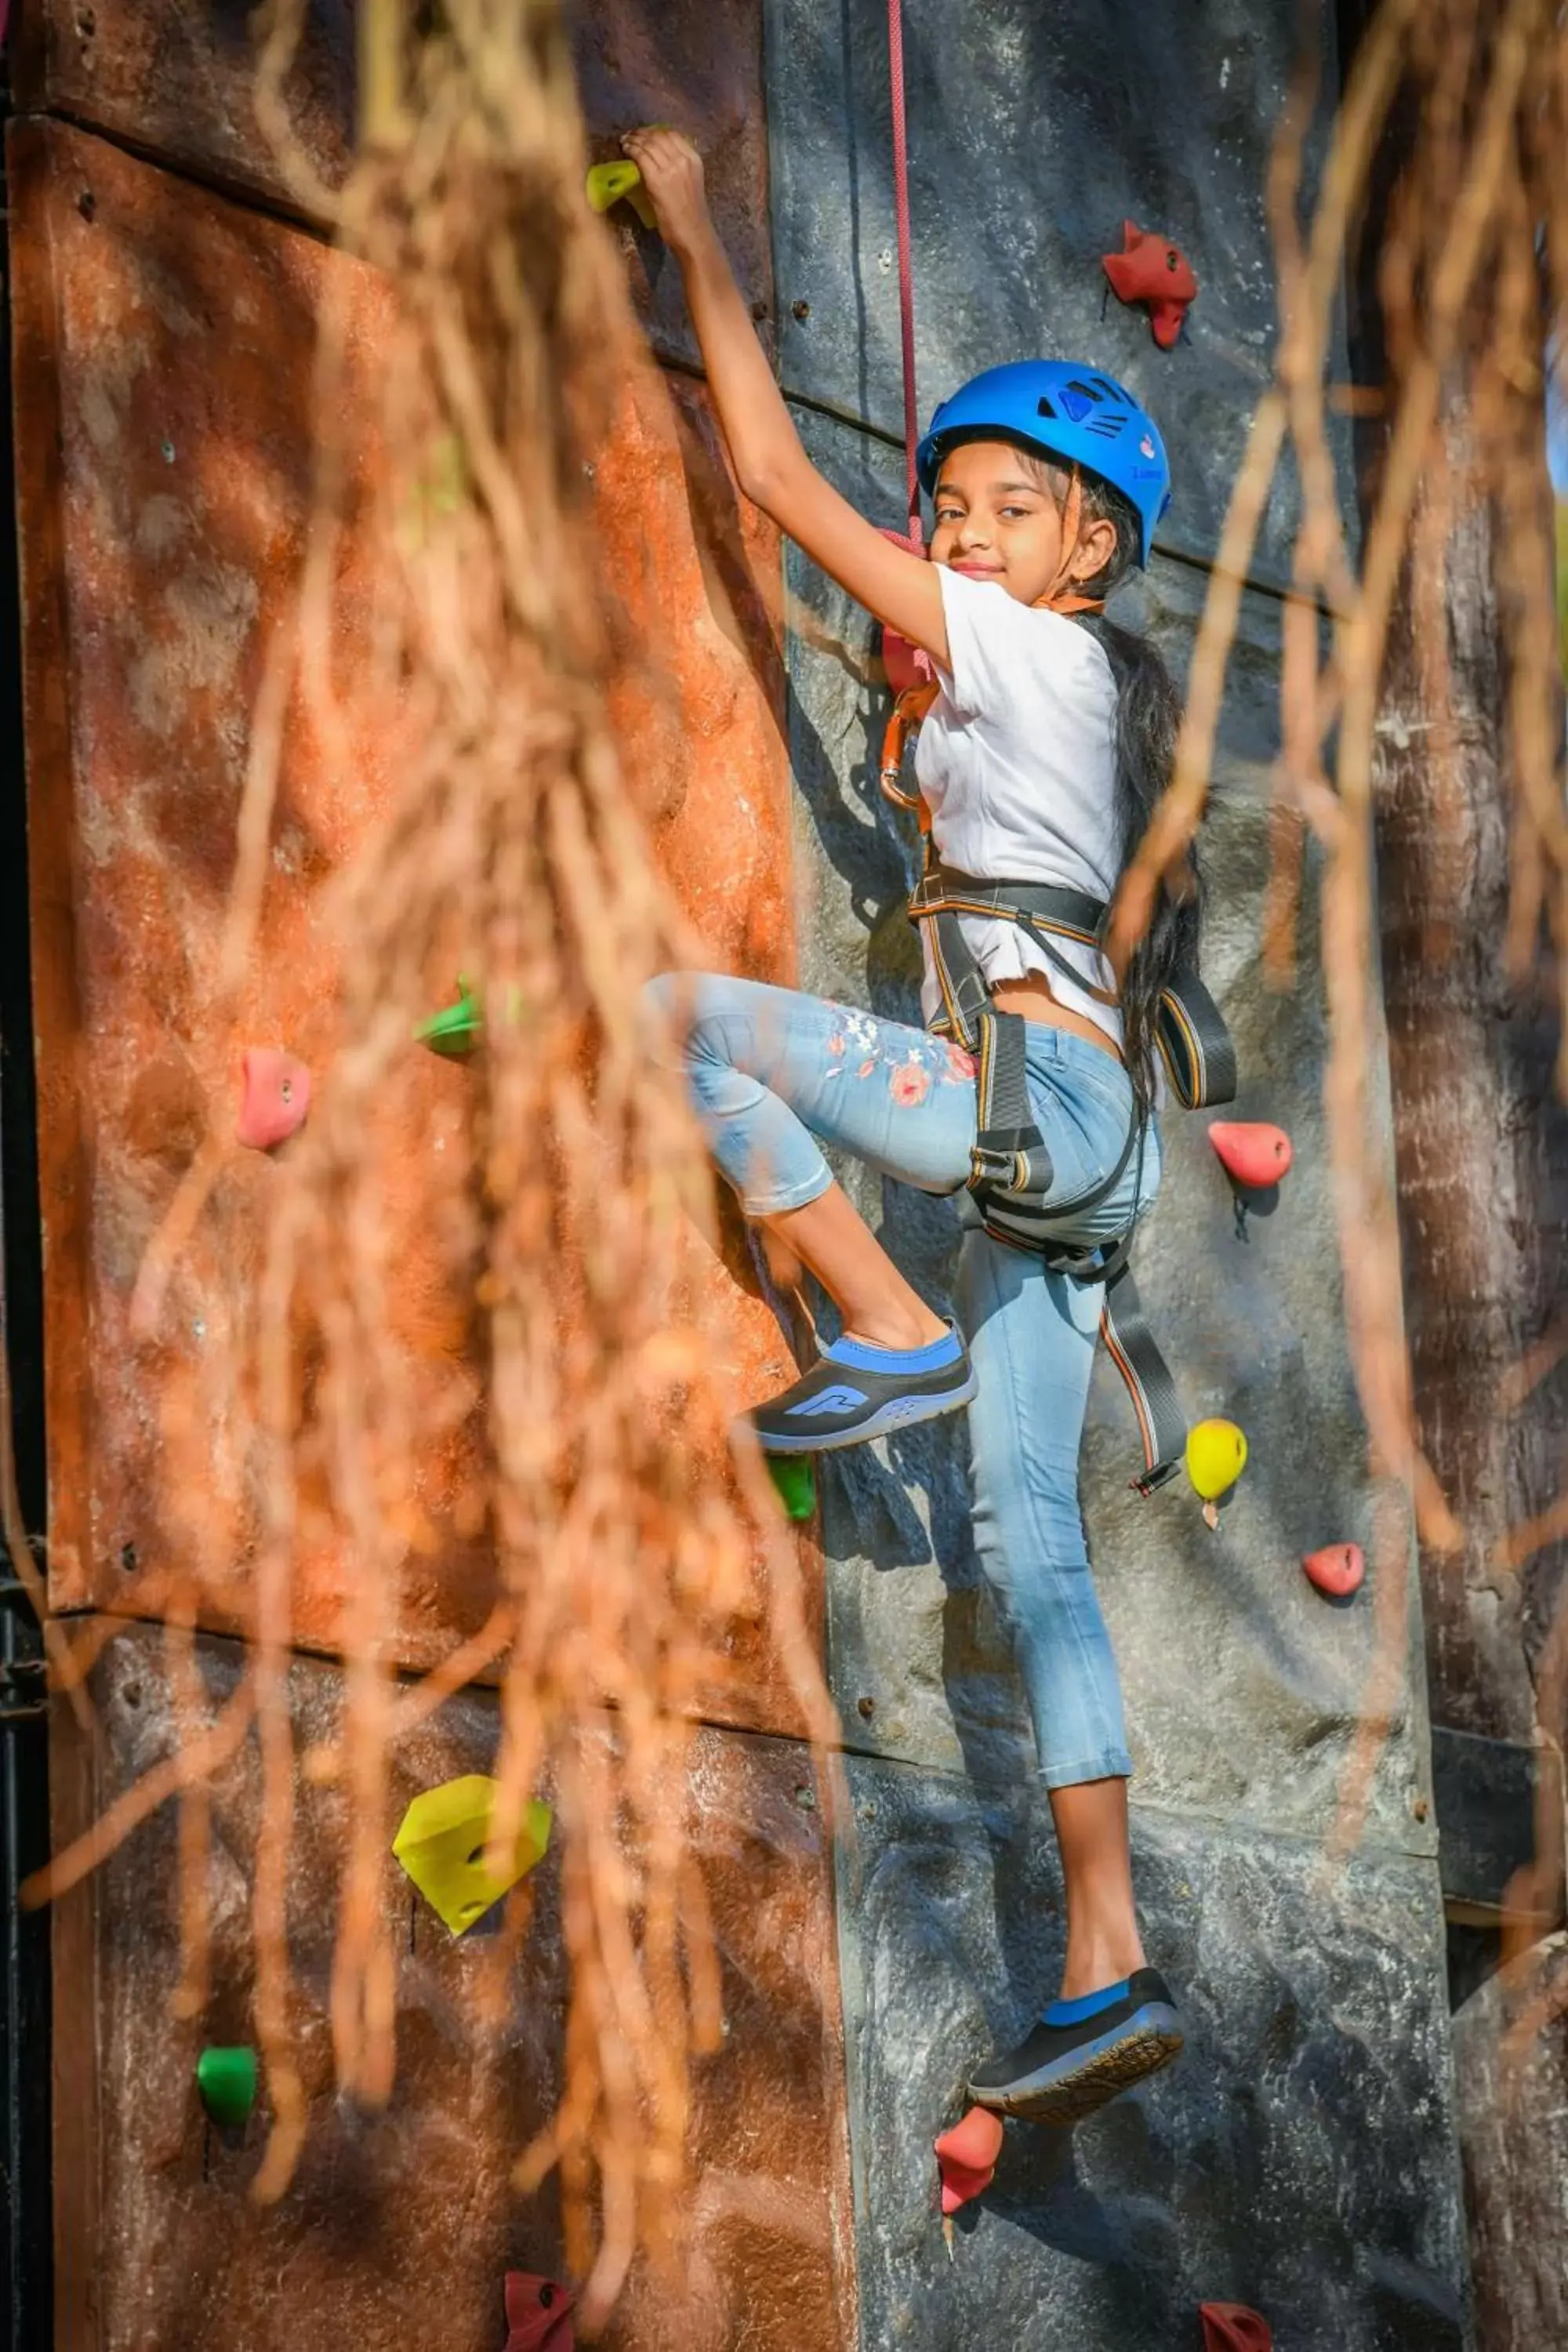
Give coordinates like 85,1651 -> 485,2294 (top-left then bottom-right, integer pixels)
928,439 -> 1117,604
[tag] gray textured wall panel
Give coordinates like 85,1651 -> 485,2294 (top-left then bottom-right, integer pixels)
838,1755 -> 1468,2351
764,0 -> 1352,585
785,401 -> 1432,1860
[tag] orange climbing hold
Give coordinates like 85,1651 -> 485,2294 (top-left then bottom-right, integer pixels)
1200,2303 -> 1272,2352
935,2105 -> 1004,2213
236,1048 -> 310,1151
1302,1541 -> 1366,1599
1208,1120 -> 1293,1189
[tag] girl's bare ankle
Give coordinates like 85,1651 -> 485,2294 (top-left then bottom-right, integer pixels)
844,1306 -> 949,1353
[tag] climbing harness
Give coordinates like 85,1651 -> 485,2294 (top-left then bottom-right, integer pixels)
903,820 -> 1234,1493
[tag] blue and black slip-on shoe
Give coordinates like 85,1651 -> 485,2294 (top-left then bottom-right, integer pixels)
748,1321 -> 977,1455
966,1969 -> 1184,2125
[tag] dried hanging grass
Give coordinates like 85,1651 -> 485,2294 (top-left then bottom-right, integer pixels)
1111,0 -> 1566,1858
23,0 -> 836,2326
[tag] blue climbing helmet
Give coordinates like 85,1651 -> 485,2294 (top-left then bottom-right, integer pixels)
915,360 -> 1171,568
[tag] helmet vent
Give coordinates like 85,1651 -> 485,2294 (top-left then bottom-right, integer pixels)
1035,396 -> 1058,419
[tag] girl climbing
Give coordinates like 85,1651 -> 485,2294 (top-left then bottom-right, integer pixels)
623,125 -> 1197,2123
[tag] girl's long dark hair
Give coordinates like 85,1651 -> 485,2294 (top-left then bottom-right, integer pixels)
1065,472 -> 1203,1109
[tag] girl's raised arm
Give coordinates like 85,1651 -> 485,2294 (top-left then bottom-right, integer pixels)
621,128 -> 948,669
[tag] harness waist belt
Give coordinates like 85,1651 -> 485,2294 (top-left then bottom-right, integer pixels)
909,860 -> 1236,1110
907,857 -> 1236,1494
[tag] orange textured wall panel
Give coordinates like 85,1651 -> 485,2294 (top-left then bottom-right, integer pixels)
12,118 -> 807,1727
11,0 -> 777,371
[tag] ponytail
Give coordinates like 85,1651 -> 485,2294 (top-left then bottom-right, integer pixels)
1065,475 -> 1203,1109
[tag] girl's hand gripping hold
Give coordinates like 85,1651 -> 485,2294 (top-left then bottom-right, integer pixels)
617,127 -> 950,670
619,127 -> 713,258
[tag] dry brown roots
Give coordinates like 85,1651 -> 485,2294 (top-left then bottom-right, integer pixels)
27,0 -> 838,2328
1109,0 -> 1568,1875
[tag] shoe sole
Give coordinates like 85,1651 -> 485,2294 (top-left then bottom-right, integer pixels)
757,1367 -> 978,1455
967,2006 -> 1184,2127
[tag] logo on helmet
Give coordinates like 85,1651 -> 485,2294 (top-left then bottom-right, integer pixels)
1140,434 -> 1156,459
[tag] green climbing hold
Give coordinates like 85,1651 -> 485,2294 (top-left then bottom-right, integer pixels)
585,159 -> 657,230
768,1455 -> 817,1522
416,978 -> 529,1058
196,2045 -> 257,2129
416,979 -> 483,1058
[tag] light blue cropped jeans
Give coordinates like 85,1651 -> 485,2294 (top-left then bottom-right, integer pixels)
647,973 -> 1162,1788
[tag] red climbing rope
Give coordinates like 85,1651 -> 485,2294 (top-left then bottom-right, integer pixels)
887,0 -> 922,546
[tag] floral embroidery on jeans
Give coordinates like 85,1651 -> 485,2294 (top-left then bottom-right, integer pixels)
942,1044 -> 977,1083
890,1061 -> 931,1107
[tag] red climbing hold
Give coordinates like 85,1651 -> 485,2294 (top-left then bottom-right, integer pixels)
1213,2305 -> 1269,2343
935,2105 -> 1004,2213
879,526 -> 935,699
1102,221 -> 1199,349
236,1048 -> 310,1151
1200,2303 -> 1272,2352
503,2271 -> 574,2352
1208,1120 -> 1293,1189
1302,1541 -> 1366,1599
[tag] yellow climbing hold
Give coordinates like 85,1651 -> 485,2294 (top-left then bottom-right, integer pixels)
1185,1417 -> 1247,1519
585,160 -> 657,230
392,1775 -> 552,1936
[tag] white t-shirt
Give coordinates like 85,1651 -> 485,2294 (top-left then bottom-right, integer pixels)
915,566 -> 1124,1051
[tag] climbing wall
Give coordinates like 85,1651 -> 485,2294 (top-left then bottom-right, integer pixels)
763,0 -> 1470,2343
13,0 -> 853,2341
14,0 -> 1475,2346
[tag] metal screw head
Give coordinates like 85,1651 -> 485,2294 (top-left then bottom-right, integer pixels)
119,1541 -> 139,1573
791,299 -> 811,321
1414,1795 -> 1430,1821
857,1695 -> 875,1719
161,440 -> 176,463
793,1783 -> 816,1809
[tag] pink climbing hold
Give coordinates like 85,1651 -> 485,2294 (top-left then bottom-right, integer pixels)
503,2272 -> 574,2352
879,526 -> 935,699
236,1048 -> 311,1151
1200,2303 -> 1272,2352
1302,1541 -> 1366,1599
935,2105 -> 1004,2214
1208,1120 -> 1293,1190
